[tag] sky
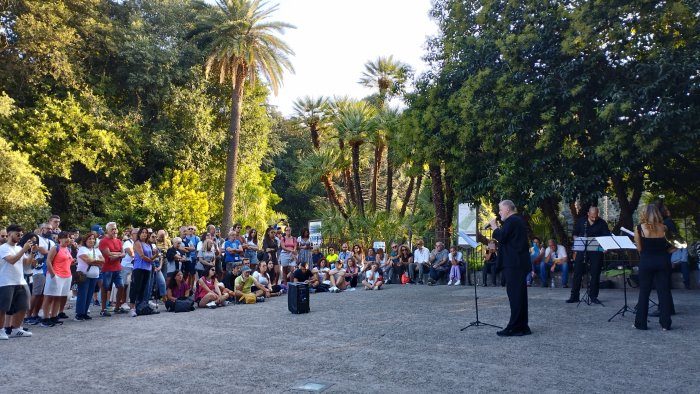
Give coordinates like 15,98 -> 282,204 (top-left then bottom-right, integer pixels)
264,0 -> 439,116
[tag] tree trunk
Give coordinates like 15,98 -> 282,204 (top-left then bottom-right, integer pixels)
338,139 -> 356,207
541,196 -> 570,249
322,174 -> 348,219
221,69 -> 246,231
310,124 -> 320,150
352,143 -> 365,216
399,175 -> 415,218
429,163 -> 448,245
444,172 -> 455,243
612,174 -> 643,233
370,143 -> 383,213
385,148 -> 394,214
412,172 -> 423,215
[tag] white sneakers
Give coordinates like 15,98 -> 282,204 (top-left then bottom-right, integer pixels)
453,280 -> 461,286
206,301 -> 217,308
0,330 -> 7,340
129,309 -> 137,317
329,286 -> 339,293
10,328 -> 32,338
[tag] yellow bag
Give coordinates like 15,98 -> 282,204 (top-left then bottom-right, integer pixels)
240,293 -> 256,304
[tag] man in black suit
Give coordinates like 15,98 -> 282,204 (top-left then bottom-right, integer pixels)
566,206 -> 610,304
490,200 -> 531,337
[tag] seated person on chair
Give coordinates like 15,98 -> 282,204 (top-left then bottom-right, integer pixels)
408,240 -> 430,284
482,240 -> 498,286
542,239 -> 569,288
526,237 -> 544,286
670,247 -> 689,290
427,242 -> 450,285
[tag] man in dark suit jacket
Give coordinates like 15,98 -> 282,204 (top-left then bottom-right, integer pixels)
566,206 -> 610,304
490,200 -> 532,337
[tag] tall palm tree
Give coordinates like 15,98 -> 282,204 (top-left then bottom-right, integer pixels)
295,148 -> 348,219
358,56 -> 411,212
334,101 -> 377,217
292,96 -> 330,150
196,0 -> 294,230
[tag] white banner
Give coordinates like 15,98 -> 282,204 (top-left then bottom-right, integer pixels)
308,220 -> 323,247
458,203 -> 477,246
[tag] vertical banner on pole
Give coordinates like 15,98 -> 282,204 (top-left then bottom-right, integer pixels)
458,203 -> 477,247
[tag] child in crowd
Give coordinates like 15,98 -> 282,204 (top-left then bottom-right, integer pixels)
363,261 -> 383,290
448,246 -> 461,286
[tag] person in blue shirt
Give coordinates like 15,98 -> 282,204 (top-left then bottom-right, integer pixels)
223,230 -> 243,271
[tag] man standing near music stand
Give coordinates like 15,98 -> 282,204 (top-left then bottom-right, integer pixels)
566,206 -> 611,305
490,200 -> 532,337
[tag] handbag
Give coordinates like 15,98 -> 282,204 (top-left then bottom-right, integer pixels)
173,297 -> 195,313
401,272 -> 410,284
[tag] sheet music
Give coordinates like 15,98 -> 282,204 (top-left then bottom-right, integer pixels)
612,236 -> 636,250
594,236 -> 619,251
572,237 -> 600,252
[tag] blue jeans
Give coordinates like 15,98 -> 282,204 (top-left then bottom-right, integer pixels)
145,270 -> 166,299
540,262 -> 568,287
76,278 -> 98,316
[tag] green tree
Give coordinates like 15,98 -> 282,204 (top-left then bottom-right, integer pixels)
0,137 -> 49,228
196,0 -> 295,231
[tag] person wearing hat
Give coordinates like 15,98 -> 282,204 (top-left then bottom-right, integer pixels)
0,224 -> 36,339
234,265 -> 266,303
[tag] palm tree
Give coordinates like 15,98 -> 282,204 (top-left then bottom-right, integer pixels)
292,96 -> 330,150
358,56 -> 412,212
334,101 -> 377,217
196,0 -> 294,230
295,148 -> 348,219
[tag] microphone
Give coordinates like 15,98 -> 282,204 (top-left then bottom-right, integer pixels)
620,227 -> 634,237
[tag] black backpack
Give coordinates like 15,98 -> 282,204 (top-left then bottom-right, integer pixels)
136,301 -> 156,316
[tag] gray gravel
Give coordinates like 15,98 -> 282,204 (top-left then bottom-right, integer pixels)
2,284 -> 699,393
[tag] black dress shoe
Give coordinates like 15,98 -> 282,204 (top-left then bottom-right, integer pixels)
565,297 -> 579,303
496,329 -> 524,337
522,327 -> 532,335
590,297 -> 602,305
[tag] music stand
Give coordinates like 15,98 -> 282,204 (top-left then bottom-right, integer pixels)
572,236 -> 603,307
597,235 -> 637,321
459,222 -> 501,331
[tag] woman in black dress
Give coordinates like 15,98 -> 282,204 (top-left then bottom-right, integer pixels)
633,204 -> 673,330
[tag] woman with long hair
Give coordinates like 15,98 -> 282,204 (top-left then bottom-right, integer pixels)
195,266 -> 227,308
75,232 -> 104,321
128,228 -> 154,317
297,228 -> 313,267
245,228 -> 260,270
345,258 -> 360,288
398,245 -> 412,283
40,232 -> 73,327
633,204 -> 673,330
196,233 -> 216,279
165,270 -> 191,312
262,227 -> 280,283
253,261 -> 283,297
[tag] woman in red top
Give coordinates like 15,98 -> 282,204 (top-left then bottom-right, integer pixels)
195,267 -> 227,308
41,232 -> 74,327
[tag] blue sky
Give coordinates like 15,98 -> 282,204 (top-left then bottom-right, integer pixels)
264,0 -> 438,116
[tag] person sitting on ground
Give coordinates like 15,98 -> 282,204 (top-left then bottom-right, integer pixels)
337,243 -> 352,268
427,242 -> 450,285
542,239 -> 569,288
409,239 -> 430,284
362,261 -> 383,290
328,259 -> 347,293
317,258 -> 330,283
397,245 -> 412,282
362,247 -> 376,273
482,240 -> 498,286
325,246 -> 339,265
165,270 -> 191,311
382,243 -> 398,284
195,266 -> 227,308
345,258 -> 360,288
351,244 -> 364,269
253,260 -> 283,297
166,237 -> 186,279
292,261 -> 319,290
235,265 -> 266,302
448,246 -> 462,286
311,248 -> 323,268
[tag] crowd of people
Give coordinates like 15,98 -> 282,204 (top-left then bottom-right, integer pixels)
0,199 -> 693,340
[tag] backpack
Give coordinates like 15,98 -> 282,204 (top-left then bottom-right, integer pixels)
136,301 -> 155,315
173,297 -> 195,313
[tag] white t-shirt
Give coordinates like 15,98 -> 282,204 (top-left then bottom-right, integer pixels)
253,271 -> 269,287
122,239 -> 134,268
544,245 -> 568,263
365,270 -> 379,285
33,236 -> 55,275
77,246 -> 102,278
0,243 -> 27,287
413,247 -> 430,264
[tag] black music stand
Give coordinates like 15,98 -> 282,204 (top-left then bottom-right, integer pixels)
461,263 -> 502,331
598,235 -> 637,321
572,236 -> 604,306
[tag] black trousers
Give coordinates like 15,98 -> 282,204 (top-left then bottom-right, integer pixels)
635,257 -> 672,329
503,266 -> 529,332
129,268 -> 150,305
483,261 -> 498,285
570,251 -> 603,299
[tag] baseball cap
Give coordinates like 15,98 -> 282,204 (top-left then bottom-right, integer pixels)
90,224 -> 104,236
241,266 -> 251,273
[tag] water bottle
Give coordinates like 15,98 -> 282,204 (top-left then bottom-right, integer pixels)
550,278 -> 555,288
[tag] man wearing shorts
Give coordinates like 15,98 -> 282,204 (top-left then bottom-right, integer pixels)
119,229 -> 137,313
99,222 -> 125,316
0,224 -> 35,339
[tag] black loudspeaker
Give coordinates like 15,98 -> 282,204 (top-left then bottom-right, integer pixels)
288,282 -> 310,314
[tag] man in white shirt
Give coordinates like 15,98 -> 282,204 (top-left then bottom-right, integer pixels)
0,224 -> 35,339
409,240 -> 430,284
542,239 -> 568,288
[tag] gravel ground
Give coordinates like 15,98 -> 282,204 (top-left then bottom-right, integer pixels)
2,284 -> 699,393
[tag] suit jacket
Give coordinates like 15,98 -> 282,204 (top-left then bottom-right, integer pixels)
493,214 -> 531,271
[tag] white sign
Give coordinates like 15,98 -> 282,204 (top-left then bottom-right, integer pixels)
458,203 -> 477,246
372,241 -> 386,252
308,220 -> 323,247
